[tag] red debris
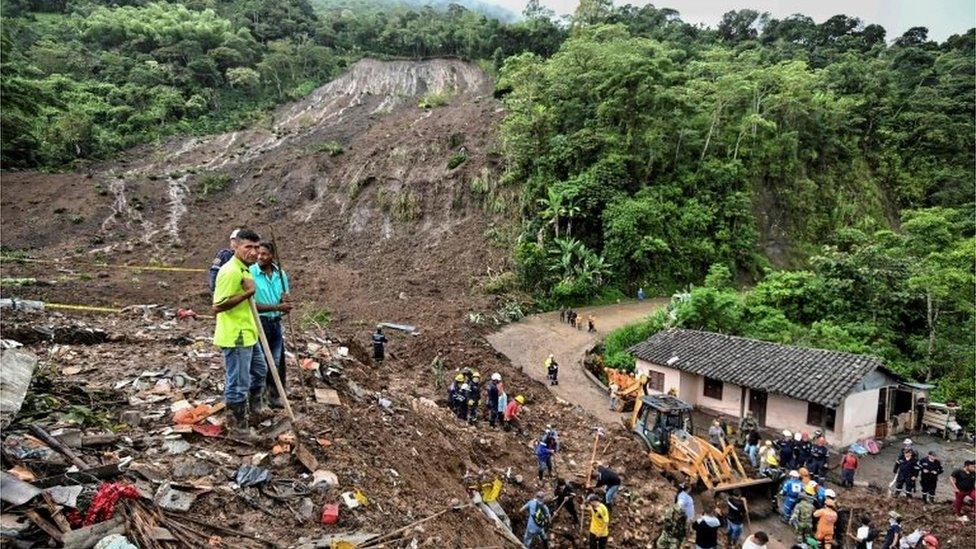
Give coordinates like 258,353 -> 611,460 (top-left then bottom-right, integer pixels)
67,482 -> 141,527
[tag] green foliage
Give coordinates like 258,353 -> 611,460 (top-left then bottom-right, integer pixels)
419,89 -> 453,109
500,17 -> 974,305
198,172 -> 232,196
315,140 -> 344,156
447,151 -> 467,169
3,0 -> 566,168
299,306 -> 332,329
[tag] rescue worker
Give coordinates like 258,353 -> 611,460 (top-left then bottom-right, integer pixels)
504,394 -> 525,433
780,470 -> 803,521
371,326 -> 388,362
808,436 -> 829,477
448,373 -> 465,415
656,501 -> 687,549
790,494 -> 815,544
535,439 -> 555,482
798,467 -> 812,488
893,448 -> 920,498
804,479 -> 826,508
708,419 -> 724,447
552,478 -> 580,524
455,383 -> 470,420
794,432 -> 810,470
540,426 -> 560,451
467,372 -> 481,425
587,494 -> 610,549
486,373 -> 502,427
738,411 -> 758,446
919,450 -> 944,504
745,428 -> 761,467
880,510 -> 902,549
813,496 -> 838,548
778,430 -> 795,469
592,464 -> 622,508
759,440 -> 779,475
545,353 -> 559,385
587,315 -> 596,333
520,491 -> 551,548
840,449 -> 859,487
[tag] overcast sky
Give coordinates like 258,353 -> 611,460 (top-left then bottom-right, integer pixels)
500,0 -> 975,42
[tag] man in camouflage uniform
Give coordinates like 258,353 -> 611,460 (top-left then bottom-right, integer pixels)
790,495 -> 815,544
738,411 -> 758,446
656,502 -> 688,548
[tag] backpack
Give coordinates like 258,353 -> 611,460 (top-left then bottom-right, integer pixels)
532,503 -> 551,529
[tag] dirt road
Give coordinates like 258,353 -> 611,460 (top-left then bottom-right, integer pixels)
487,299 -> 667,424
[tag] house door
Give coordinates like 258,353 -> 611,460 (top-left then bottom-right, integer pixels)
749,390 -> 767,427
876,387 -> 889,438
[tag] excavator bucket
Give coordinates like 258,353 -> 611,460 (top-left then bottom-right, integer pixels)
712,476 -> 773,493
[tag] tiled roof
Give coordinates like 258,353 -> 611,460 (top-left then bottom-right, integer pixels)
628,328 -> 887,408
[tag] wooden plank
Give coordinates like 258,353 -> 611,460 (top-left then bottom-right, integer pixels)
314,387 -> 342,406
24,509 -> 63,543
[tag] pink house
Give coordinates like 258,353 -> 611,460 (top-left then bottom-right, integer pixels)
628,329 -> 927,446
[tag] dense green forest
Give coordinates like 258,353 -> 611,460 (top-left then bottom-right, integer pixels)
1,2 -> 973,418
0,0 -> 563,166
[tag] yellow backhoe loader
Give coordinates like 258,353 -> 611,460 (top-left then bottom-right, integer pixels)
630,393 -> 772,493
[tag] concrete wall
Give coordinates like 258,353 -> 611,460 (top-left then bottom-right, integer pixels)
699,379 -> 745,417
635,359 -> 682,396
843,388 -> 879,444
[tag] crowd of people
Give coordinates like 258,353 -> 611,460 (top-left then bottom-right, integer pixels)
560,309 -> 596,332
208,229 -> 971,548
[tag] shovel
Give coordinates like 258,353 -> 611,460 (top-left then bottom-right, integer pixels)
249,298 -> 318,472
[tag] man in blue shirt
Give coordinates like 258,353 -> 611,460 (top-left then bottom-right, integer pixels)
520,491 -> 550,548
249,242 -> 292,409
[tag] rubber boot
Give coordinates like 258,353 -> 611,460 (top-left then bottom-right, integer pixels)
250,389 -> 269,417
228,402 -> 259,442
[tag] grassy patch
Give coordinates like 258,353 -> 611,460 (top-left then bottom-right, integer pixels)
198,173 -> 232,196
299,306 -> 332,329
314,140 -> 344,156
447,152 -> 467,170
418,88 -> 453,109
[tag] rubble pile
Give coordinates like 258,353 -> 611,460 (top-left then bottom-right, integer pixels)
0,310 -> 678,547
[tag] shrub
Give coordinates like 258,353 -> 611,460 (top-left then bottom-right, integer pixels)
198,173 -> 231,196
447,152 -> 467,169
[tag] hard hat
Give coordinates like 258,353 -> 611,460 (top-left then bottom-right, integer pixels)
515,395 -> 525,404
548,353 -> 554,359
491,373 -> 502,381
472,372 -> 481,380
783,430 -> 793,438
823,489 -> 836,498
789,470 -> 800,478
794,432 -> 802,441
461,383 -> 469,390
923,534 -> 939,548
455,374 -> 465,382
804,481 -> 818,495
763,440 -> 772,446
903,438 -> 913,445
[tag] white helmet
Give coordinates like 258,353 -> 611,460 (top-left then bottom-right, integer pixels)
461,383 -> 469,391
794,432 -> 802,441
782,430 -> 793,438
903,438 -> 913,445
491,373 -> 502,381
824,489 -> 837,498
789,470 -> 800,478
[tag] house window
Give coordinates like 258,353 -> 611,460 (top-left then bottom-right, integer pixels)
646,371 -> 665,392
806,403 -> 836,431
703,377 -> 723,400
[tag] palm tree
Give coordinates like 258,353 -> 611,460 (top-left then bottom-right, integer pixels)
536,188 -> 565,240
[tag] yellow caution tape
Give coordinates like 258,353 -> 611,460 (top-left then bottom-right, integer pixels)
45,302 -> 214,319
46,302 -> 124,314
0,256 -> 206,273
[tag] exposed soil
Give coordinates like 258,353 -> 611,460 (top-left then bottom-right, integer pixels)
2,58 -> 972,548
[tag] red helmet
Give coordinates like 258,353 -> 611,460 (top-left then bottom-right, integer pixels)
923,534 -> 939,548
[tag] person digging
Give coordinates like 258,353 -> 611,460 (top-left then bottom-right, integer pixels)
211,229 -> 267,440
